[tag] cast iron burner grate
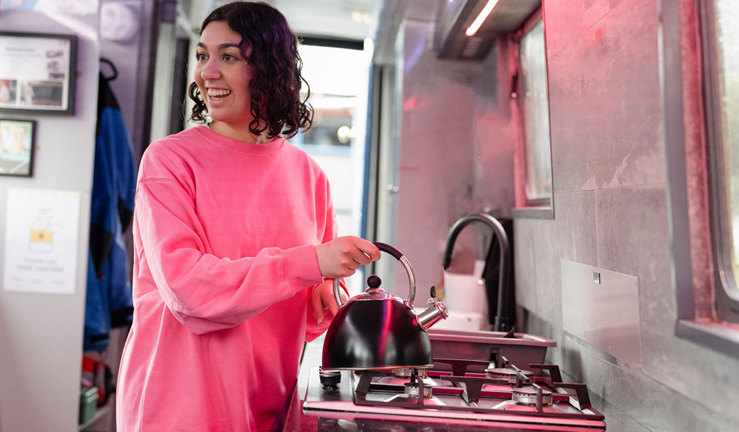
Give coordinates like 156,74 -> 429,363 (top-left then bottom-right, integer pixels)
351,357 -> 602,422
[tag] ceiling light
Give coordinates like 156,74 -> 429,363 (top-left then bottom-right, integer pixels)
465,0 -> 499,37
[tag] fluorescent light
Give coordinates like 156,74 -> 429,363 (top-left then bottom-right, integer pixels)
465,0 -> 499,37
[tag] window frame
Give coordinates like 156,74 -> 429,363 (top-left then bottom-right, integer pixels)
511,8 -> 555,220
701,0 -> 739,323
664,0 -> 739,358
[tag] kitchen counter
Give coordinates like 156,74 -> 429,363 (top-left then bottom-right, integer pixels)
286,336 -> 650,431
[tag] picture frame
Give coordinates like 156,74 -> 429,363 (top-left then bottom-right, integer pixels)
0,118 -> 36,177
0,31 -> 77,115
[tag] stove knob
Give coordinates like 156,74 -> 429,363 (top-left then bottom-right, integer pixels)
319,368 -> 341,392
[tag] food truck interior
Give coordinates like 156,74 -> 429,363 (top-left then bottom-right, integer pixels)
1,0 -> 739,431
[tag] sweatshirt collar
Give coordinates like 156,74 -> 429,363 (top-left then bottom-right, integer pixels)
195,125 -> 285,155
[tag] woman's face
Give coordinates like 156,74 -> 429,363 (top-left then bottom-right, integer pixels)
194,21 -> 253,128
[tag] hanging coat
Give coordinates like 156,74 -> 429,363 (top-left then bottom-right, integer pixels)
84,71 -> 136,351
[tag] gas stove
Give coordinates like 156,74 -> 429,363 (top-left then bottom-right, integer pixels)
301,331 -> 606,431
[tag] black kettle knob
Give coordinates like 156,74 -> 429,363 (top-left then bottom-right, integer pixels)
367,275 -> 382,288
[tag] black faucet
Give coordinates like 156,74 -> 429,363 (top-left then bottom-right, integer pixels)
442,213 -> 511,332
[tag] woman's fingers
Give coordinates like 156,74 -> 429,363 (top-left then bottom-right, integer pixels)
344,238 -> 379,269
326,285 -> 341,316
349,250 -> 371,266
312,279 -> 351,325
355,239 -> 381,261
312,287 -> 325,325
315,236 -> 381,279
312,280 -> 334,325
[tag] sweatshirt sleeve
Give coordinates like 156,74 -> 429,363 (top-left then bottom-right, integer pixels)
136,175 -> 324,335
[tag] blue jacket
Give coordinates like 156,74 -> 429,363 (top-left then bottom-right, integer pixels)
84,72 -> 136,351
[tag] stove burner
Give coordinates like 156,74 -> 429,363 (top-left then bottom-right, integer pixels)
512,385 -> 553,406
393,367 -> 427,379
318,368 -> 341,393
404,381 -> 433,398
485,367 -> 534,385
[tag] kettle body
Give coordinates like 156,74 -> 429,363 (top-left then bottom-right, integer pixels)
323,294 -> 434,370
322,242 -> 448,370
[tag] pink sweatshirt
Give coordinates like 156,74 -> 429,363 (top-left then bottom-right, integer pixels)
117,126 -> 337,431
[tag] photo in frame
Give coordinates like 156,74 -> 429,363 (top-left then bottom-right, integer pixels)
0,31 -> 77,115
0,118 -> 35,177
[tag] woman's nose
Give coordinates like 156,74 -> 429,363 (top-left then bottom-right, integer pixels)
201,59 -> 221,80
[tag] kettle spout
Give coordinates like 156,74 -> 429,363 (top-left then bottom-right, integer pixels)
415,288 -> 449,331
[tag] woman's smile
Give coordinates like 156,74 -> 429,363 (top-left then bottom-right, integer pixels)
207,88 -> 232,99
205,87 -> 233,106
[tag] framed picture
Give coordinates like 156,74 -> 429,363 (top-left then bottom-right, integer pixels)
0,31 -> 77,115
0,118 -> 35,177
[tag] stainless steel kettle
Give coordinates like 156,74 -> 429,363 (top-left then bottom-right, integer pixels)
322,242 -> 449,370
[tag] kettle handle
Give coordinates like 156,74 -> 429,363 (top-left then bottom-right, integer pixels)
333,241 -> 417,309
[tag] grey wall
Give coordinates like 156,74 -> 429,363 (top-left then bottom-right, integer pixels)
389,0 -> 739,430
516,0 -> 739,430
0,8 -> 99,432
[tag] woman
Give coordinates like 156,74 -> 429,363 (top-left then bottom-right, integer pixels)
116,2 -> 380,431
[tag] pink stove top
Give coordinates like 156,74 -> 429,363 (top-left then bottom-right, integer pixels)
302,354 -> 606,431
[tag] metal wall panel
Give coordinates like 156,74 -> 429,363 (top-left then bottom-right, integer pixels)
561,259 -> 642,366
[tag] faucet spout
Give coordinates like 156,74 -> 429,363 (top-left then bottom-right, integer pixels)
442,213 -> 511,332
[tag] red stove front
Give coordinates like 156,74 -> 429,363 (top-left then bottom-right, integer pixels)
302,355 -> 606,431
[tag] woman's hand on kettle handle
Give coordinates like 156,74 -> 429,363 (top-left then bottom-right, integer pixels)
312,279 -> 348,325
315,236 -> 381,279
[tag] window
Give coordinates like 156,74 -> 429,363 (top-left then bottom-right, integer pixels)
514,13 -> 554,218
665,0 -> 739,355
292,43 -> 367,155
292,41 -> 371,295
703,0 -> 739,323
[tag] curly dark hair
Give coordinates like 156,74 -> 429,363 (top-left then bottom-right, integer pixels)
188,1 -> 313,139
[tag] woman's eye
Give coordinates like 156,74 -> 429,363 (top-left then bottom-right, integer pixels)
223,54 -> 236,61
196,53 -> 208,61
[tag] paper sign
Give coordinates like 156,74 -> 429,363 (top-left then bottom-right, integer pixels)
3,187 -> 81,295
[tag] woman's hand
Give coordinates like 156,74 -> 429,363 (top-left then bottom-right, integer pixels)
312,279 -> 348,325
315,236 -> 381,279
